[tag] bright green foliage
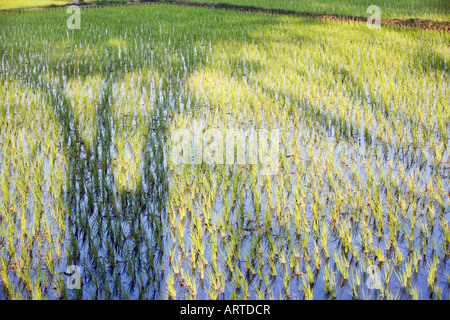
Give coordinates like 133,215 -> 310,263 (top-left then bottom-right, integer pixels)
0,4 -> 449,299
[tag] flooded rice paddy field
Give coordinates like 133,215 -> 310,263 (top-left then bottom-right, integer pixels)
0,4 -> 449,299
184,0 -> 450,21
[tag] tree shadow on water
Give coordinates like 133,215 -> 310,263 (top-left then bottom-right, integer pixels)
2,4 -> 336,299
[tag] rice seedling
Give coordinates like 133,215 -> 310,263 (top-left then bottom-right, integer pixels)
301,276 -> 313,300
427,255 -> 440,290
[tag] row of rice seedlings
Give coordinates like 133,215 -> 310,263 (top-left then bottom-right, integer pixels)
0,78 -> 67,299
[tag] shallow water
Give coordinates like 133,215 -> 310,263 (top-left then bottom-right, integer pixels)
0,5 -> 449,300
